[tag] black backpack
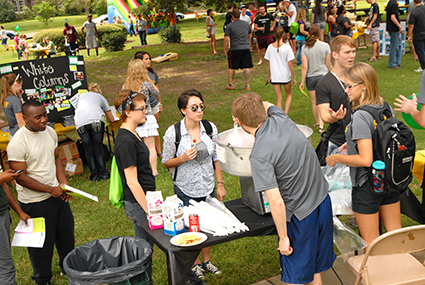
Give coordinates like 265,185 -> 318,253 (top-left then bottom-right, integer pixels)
357,102 -> 415,196
332,16 -> 344,37
172,120 -> 213,181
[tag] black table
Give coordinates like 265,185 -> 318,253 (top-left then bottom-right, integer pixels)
140,199 -> 276,285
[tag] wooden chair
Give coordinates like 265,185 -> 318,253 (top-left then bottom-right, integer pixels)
346,225 -> 425,285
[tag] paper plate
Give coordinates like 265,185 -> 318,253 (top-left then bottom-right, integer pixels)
170,232 -> 207,247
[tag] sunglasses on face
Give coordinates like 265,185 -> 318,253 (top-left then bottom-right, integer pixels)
345,82 -> 363,89
187,103 -> 206,112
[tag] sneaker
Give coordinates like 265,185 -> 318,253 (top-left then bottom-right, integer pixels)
203,261 -> 221,275
245,85 -> 251,90
192,264 -> 205,279
226,84 -> 235,90
415,67 -> 423,72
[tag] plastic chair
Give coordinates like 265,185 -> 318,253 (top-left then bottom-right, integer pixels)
346,225 -> 425,285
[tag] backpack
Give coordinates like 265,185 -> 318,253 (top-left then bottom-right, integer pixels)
290,22 -> 299,35
109,156 -> 124,209
332,16 -> 344,37
357,102 -> 415,196
172,120 -> 213,181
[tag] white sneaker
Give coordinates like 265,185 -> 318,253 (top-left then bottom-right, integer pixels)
203,261 -> 221,275
414,67 -> 423,72
192,264 -> 205,279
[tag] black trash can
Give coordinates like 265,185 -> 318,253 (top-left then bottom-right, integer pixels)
63,236 -> 152,285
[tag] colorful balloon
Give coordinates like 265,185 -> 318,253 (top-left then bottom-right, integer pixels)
401,94 -> 424,130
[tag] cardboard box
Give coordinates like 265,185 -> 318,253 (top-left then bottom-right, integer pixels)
58,140 -> 79,162
146,191 -> 164,230
162,195 -> 185,236
62,157 -> 84,176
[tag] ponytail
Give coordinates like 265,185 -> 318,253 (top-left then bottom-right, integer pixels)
1,74 -> 22,107
273,26 -> 285,53
305,24 -> 321,49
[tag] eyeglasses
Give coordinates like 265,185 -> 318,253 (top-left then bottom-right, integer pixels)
346,82 -> 363,89
187,103 -> 206,112
132,106 -> 148,113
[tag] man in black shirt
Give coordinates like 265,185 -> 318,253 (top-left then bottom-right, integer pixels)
366,0 -> 381,61
223,3 -> 236,32
386,0 -> 403,68
408,0 -> 425,71
316,35 -> 356,155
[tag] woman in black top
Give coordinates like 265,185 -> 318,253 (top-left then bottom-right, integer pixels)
336,6 -> 354,36
114,89 -> 155,284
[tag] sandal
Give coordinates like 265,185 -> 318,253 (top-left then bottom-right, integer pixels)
313,123 -> 320,128
377,56 -> 381,60
368,58 -> 376,62
318,128 -> 325,134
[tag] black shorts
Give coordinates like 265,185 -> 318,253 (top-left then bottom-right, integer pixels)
352,181 -> 400,214
283,26 -> 290,34
289,32 -> 295,40
257,34 -> 274,50
228,49 -> 253,70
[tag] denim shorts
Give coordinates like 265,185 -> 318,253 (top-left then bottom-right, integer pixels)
316,21 -> 326,30
306,74 -> 325,91
174,184 -> 215,206
151,102 -> 161,115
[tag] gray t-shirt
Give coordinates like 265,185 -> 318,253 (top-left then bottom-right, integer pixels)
83,21 -> 96,37
136,19 -> 147,31
224,19 -> 252,51
3,95 -> 22,136
301,41 -> 330,77
148,70 -> 160,108
313,5 -> 327,23
74,91 -> 111,129
346,104 -> 395,187
250,106 -> 328,222
417,70 -> 425,104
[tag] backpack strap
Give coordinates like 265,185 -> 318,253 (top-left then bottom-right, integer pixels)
357,102 -> 393,128
201,120 -> 216,170
173,122 -> 181,181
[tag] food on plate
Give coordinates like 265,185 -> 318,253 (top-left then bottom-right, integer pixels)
174,234 -> 202,246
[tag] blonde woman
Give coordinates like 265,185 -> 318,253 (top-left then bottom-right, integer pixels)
1,73 -> 24,139
294,8 -> 309,66
326,63 -> 401,245
124,59 -> 159,176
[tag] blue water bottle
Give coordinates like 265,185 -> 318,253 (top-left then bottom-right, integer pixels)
372,160 -> 385,193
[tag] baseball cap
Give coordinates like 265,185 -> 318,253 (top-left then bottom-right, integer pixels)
240,4 -> 248,9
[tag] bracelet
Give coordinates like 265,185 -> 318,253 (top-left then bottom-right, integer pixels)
217,181 -> 224,184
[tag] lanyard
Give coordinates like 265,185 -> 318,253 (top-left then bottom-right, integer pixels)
331,69 -> 346,92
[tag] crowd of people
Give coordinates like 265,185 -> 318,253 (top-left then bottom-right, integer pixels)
1,1 -> 425,285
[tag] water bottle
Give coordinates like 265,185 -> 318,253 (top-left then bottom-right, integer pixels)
372,160 -> 385,193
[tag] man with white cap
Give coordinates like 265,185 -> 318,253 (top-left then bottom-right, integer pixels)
284,0 -> 297,52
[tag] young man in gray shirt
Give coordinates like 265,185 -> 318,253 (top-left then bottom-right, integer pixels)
232,93 -> 335,285
224,9 -> 253,90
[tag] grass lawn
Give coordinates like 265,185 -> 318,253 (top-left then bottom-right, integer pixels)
1,10 -> 423,285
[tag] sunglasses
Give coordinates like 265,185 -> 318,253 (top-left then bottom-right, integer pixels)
132,106 -> 148,113
345,82 -> 363,89
187,104 -> 206,112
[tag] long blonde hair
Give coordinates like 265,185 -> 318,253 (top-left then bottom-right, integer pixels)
345,62 -> 382,110
295,8 -> 306,22
124,59 -> 152,92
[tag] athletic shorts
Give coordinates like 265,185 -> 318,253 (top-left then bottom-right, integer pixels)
306,74 -> 325,91
85,35 -> 98,49
280,195 -> 336,284
1,38 -> 7,45
370,27 -> 380,43
257,34 -> 274,49
352,181 -> 400,214
316,21 -> 326,30
283,26 -> 290,34
289,32 -> 295,40
228,49 -> 253,70
271,80 -> 291,85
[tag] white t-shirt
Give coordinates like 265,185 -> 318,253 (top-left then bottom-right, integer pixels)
288,4 -> 297,25
7,126 -> 60,204
264,43 -> 295,83
74,91 -> 111,129
0,29 -> 7,39
83,21 -> 97,37
241,14 -> 251,25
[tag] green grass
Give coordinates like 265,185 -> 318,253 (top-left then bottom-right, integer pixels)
3,10 -> 424,285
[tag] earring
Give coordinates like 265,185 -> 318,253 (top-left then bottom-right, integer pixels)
361,91 -> 365,99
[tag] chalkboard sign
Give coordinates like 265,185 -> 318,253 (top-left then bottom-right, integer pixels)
0,56 -> 88,123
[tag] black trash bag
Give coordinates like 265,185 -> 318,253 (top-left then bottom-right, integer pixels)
63,236 -> 152,285
400,188 -> 425,224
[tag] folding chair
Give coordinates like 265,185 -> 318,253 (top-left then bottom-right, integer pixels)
346,225 -> 425,285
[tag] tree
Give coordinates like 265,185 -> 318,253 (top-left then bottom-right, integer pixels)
0,0 -> 17,23
92,0 -> 107,16
61,0 -> 86,15
33,1 -> 57,27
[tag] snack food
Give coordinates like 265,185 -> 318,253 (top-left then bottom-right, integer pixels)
175,234 -> 202,246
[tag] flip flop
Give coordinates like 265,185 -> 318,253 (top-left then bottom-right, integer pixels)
319,128 -> 325,134
368,58 -> 376,62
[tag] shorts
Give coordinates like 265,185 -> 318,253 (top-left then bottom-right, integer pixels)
306,74 -> 325,91
316,21 -> 326,30
280,195 -> 336,284
283,26 -> 290,34
257,34 -> 274,50
1,38 -> 7,45
228,49 -> 253,70
174,184 -> 215,206
135,114 -> 159,138
289,32 -> 295,40
370,27 -> 380,43
211,26 -> 216,35
352,181 -> 400,214
85,35 -> 98,49
271,80 -> 291,85
150,102 -> 160,115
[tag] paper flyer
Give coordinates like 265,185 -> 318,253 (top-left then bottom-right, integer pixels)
12,218 -> 46,248
63,184 -> 98,202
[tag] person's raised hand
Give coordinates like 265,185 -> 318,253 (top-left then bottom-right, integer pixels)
330,104 -> 346,121
394,94 -> 417,114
